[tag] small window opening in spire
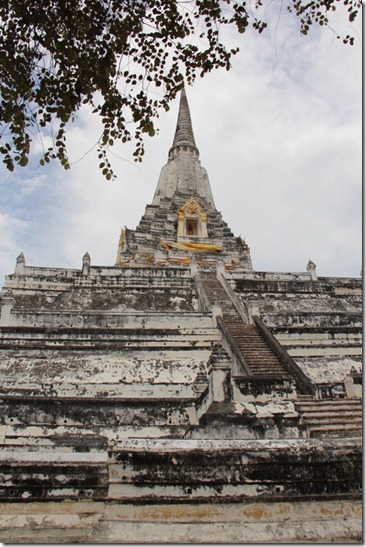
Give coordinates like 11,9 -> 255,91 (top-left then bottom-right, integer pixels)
186,219 -> 198,236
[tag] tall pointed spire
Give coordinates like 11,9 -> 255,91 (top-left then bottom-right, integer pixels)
169,88 -> 198,157
152,87 -> 214,206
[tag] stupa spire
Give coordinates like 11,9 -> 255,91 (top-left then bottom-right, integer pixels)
152,87 -> 214,206
169,88 -> 198,157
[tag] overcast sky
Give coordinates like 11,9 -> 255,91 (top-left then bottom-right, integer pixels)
0,4 -> 362,285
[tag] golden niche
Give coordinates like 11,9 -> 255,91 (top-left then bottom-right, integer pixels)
177,197 -> 208,238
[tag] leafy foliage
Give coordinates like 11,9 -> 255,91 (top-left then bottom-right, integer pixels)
0,0 -> 361,179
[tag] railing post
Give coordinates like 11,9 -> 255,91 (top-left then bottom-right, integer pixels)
246,296 -> 260,324
82,252 -> 91,276
216,259 -> 226,278
306,259 -> 318,281
190,254 -> 198,276
207,343 -> 232,402
15,252 -> 25,275
0,291 -> 16,326
211,302 -> 222,326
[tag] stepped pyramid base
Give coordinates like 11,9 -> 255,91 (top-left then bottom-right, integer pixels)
295,398 -> 362,439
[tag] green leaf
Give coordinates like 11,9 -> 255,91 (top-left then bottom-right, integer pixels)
19,155 -> 29,167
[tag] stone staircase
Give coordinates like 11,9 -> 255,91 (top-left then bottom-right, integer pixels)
230,323 -> 289,377
295,397 -> 363,438
200,274 -> 289,379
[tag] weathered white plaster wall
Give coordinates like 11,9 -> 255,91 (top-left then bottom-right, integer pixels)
0,499 -> 361,543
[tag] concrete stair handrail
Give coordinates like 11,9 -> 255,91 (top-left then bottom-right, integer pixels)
193,273 -> 211,313
216,315 -> 252,377
218,273 -> 250,323
252,315 -> 315,396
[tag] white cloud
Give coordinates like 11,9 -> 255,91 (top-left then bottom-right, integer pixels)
0,212 -> 30,277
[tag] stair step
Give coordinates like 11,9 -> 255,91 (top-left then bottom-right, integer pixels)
250,366 -> 286,370
252,374 -> 290,379
247,359 -> 281,364
303,416 -> 363,425
241,353 -> 280,358
295,396 -> 363,438
249,364 -> 285,368
243,357 -> 281,361
249,366 -> 286,370
240,347 -> 278,352
309,428 -> 362,439
308,423 -> 362,432
296,399 -> 362,405
301,411 -> 362,419
246,365 -> 284,370
249,373 -> 286,376
244,359 -> 283,364
309,424 -> 362,437
296,402 -> 362,412
246,366 -> 284,371
250,366 -> 288,371
296,398 -> 361,404
238,348 -> 277,353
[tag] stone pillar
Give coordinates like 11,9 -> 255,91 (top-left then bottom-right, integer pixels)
207,344 -> 232,402
201,212 -> 208,238
82,252 -> 91,276
190,254 -> 198,276
216,259 -> 226,278
15,252 -> 25,275
177,211 -> 184,237
0,291 -> 16,326
344,367 -> 362,399
306,259 -> 317,281
211,302 -> 222,326
246,297 -> 260,324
